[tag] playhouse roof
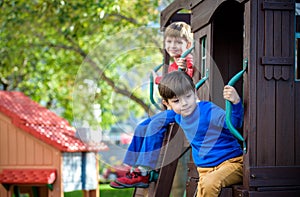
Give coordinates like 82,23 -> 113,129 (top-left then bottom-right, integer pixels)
0,91 -> 108,152
0,169 -> 56,185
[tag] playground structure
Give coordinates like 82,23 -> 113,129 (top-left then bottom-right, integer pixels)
135,0 -> 300,196
0,91 -> 107,197
0,0 -> 299,196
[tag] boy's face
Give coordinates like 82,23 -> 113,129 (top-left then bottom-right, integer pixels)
165,36 -> 190,58
166,90 -> 197,117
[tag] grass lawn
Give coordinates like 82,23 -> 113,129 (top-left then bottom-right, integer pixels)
100,184 -> 134,197
64,184 -> 134,197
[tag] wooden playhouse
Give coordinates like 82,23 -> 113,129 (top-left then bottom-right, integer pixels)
0,91 -> 107,197
135,0 -> 300,196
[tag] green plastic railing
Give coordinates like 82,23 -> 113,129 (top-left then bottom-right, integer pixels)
181,42 -> 195,59
150,62 -> 164,109
225,59 -> 248,153
195,69 -> 209,90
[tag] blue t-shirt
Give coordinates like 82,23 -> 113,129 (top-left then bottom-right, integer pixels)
175,101 -> 243,167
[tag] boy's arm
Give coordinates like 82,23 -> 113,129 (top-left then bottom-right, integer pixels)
229,100 -> 244,128
152,70 -> 162,85
147,110 -> 176,132
209,102 -> 243,129
209,86 -> 244,129
185,54 -> 194,78
155,76 -> 162,84
186,68 -> 193,78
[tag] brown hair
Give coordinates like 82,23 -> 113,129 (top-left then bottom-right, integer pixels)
158,71 -> 195,101
164,22 -> 193,43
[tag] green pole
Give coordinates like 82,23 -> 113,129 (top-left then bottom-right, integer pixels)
225,59 -> 248,153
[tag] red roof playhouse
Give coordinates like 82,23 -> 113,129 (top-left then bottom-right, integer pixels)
0,91 -> 107,197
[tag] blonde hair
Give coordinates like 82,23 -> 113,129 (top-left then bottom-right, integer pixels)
164,22 -> 193,43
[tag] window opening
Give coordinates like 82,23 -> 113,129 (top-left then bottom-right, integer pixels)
200,36 -> 207,77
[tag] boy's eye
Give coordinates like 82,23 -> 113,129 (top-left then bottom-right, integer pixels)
170,99 -> 179,103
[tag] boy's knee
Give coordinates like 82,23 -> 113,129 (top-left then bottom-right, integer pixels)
201,176 -> 222,195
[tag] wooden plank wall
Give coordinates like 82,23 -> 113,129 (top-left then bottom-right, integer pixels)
0,112 -> 63,196
255,0 -> 295,167
0,113 -> 58,167
246,0 -> 300,190
240,0 -> 300,191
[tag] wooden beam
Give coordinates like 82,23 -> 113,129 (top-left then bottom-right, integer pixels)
262,2 -> 294,10
249,166 -> 300,187
160,0 -> 191,29
261,57 -> 293,65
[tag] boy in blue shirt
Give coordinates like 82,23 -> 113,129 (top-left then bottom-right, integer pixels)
158,71 -> 243,197
112,70 -> 244,194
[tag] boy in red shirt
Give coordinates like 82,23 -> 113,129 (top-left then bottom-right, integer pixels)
153,21 -> 193,84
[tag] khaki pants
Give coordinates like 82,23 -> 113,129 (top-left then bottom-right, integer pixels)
196,156 -> 243,197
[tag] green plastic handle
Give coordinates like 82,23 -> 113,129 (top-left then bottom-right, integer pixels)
225,59 -> 248,153
195,70 -> 209,90
181,42 -> 195,58
178,42 -> 195,71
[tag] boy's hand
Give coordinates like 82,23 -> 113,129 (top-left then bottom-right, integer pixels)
176,58 -> 187,71
223,85 -> 240,104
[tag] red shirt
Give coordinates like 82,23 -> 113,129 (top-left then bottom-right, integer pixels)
155,54 -> 194,84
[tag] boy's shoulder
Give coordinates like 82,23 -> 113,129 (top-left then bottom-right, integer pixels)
198,100 -> 211,105
197,100 -> 216,111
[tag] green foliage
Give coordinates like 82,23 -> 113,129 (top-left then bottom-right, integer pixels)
0,0 -> 163,130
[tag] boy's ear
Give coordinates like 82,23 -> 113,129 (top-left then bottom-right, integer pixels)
162,99 -> 168,105
162,99 -> 171,110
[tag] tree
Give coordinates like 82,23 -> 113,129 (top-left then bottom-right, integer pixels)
0,0 -> 164,130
